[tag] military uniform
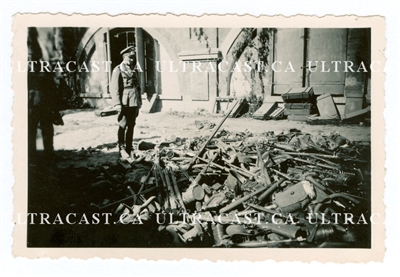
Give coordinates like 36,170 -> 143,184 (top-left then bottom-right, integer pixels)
110,46 -> 142,155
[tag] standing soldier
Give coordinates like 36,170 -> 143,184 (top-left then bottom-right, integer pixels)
110,46 -> 142,158
28,27 -> 63,163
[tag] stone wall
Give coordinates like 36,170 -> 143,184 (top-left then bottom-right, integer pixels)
55,27 -> 371,113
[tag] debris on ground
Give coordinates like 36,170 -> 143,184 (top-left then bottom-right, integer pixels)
56,123 -> 370,248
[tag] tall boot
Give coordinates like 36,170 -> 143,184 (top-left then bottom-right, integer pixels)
118,127 -> 129,159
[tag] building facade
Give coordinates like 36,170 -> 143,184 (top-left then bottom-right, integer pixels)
32,27 -> 371,117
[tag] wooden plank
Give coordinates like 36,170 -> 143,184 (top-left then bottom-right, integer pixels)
253,102 -> 278,120
229,99 -> 248,118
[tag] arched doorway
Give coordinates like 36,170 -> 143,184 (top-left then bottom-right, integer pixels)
77,27 -> 183,109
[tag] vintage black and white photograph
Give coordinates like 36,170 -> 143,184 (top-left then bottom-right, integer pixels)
24,24 -> 377,250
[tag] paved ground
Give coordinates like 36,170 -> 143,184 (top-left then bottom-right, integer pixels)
33,108 -> 370,168
52,109 -> 370,149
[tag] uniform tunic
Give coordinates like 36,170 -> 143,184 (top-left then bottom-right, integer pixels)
110,61 -> 142,153
110,62 -> 142,108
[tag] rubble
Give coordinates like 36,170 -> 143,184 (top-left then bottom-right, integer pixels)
74,120 -> 371,248
43,105 -> 371,248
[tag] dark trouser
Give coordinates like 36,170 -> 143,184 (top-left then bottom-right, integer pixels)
28,107 -> 54,159
117,106 -> 138,154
